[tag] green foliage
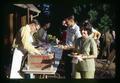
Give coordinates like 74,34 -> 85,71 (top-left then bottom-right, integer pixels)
88,9 -> 98,23
71,4 -> 113,33
103,4 -> 110,12
98,14 -> 112,32
73,5 -> 81,15
47,34 -> 56,43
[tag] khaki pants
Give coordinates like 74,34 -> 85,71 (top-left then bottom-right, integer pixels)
74,71 -> 95,79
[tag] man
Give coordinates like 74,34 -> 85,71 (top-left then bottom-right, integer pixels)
83,20 -> 101,47
63,15 -> 82,47
33,19 -> 51,43
103,28 -> 115,58
61,15 -> 82,79
10,19 -> 41,79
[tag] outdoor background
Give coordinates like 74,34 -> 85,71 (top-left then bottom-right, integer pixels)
0,0 -> 120,79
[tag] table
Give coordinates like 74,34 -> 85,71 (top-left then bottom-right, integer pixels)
22,45 -> 63,79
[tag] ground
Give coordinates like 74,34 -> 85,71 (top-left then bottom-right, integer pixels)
95,59 -> 115,79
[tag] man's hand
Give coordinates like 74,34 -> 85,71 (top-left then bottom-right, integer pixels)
48,53 -> 54,59
59,45 -> 74,50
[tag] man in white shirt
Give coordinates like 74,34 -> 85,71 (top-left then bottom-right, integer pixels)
63,15 -> 82,47
62,15 -> 82,79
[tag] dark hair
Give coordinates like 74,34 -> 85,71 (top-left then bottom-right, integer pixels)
83,19 -> 91,26
81,20 -> 92,35
29,19 -> 40,25
64,15 -> 79,24
40,19 -> 51,27
66,15 -> 75,20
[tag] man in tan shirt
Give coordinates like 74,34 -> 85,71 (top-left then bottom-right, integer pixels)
10,19 -> 40,79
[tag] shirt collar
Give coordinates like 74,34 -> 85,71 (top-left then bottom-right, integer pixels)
71,24 -> 77,29
26,24 -> 30,32
26,24 -> 33,35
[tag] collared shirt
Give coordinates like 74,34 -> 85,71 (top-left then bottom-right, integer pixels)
75,37 -> 98,71
12,25 -> 39,54
66,24 -> 82,46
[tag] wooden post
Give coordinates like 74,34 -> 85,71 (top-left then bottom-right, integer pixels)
9,13 -> 14,45
21,15 -> 27,26
30,14 -> 33,21
27,8 -> 30,24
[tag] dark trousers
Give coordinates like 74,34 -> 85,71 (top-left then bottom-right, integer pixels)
62,49 -> 73,79
19,52 -> 30,79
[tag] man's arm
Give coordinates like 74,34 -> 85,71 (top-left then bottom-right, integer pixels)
92,28 -> 101,40
75,26 -> 82,39
21,26 -> 40,54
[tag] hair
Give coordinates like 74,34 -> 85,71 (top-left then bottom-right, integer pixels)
29,19 -> 40,25
40,19 -> 51,27
83,19 -> 91,26
66,15 -> 75,20
63,14 -> 75,21
64,15 -> 79,25
81,20 -> 92,35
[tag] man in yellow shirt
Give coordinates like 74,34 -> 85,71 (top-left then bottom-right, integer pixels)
10,19 -> 40,79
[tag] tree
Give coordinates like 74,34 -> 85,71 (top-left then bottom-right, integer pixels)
88,9 -> 98,23
98,14 -> 112,33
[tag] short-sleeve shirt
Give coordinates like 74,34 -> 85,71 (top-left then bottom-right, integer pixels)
66,24 -> 82,46
75,37 -> 98,71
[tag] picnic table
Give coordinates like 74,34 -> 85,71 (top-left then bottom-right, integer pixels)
22,44 -> 63,79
